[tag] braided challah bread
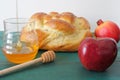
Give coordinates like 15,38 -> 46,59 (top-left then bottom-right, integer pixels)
21,12 -> 92,51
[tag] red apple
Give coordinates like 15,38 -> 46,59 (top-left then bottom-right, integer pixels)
78,37 -> 117,72
95,19 -> 120,42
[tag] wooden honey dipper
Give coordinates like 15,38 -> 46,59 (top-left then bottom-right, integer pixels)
0,50 -> 56,76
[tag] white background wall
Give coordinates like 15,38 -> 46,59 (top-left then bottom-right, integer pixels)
0,0 -> 120,32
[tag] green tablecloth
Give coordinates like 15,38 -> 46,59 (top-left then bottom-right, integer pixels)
0,31 -> 120,80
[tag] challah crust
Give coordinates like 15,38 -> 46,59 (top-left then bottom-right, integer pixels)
21,12 -> 92,51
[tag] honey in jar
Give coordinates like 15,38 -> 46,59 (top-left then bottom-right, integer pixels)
2,41 -> 39,64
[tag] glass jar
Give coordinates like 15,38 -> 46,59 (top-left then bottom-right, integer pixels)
2,18 -> 39,64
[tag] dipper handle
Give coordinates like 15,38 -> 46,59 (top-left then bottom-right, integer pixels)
0,50 -> 56,76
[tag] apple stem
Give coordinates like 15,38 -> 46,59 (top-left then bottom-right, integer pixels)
97,19 -> 104,26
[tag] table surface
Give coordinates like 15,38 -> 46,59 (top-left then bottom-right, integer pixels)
0,31 -> 120,80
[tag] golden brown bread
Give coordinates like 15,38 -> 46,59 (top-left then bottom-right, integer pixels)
21,12 -> 92,51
